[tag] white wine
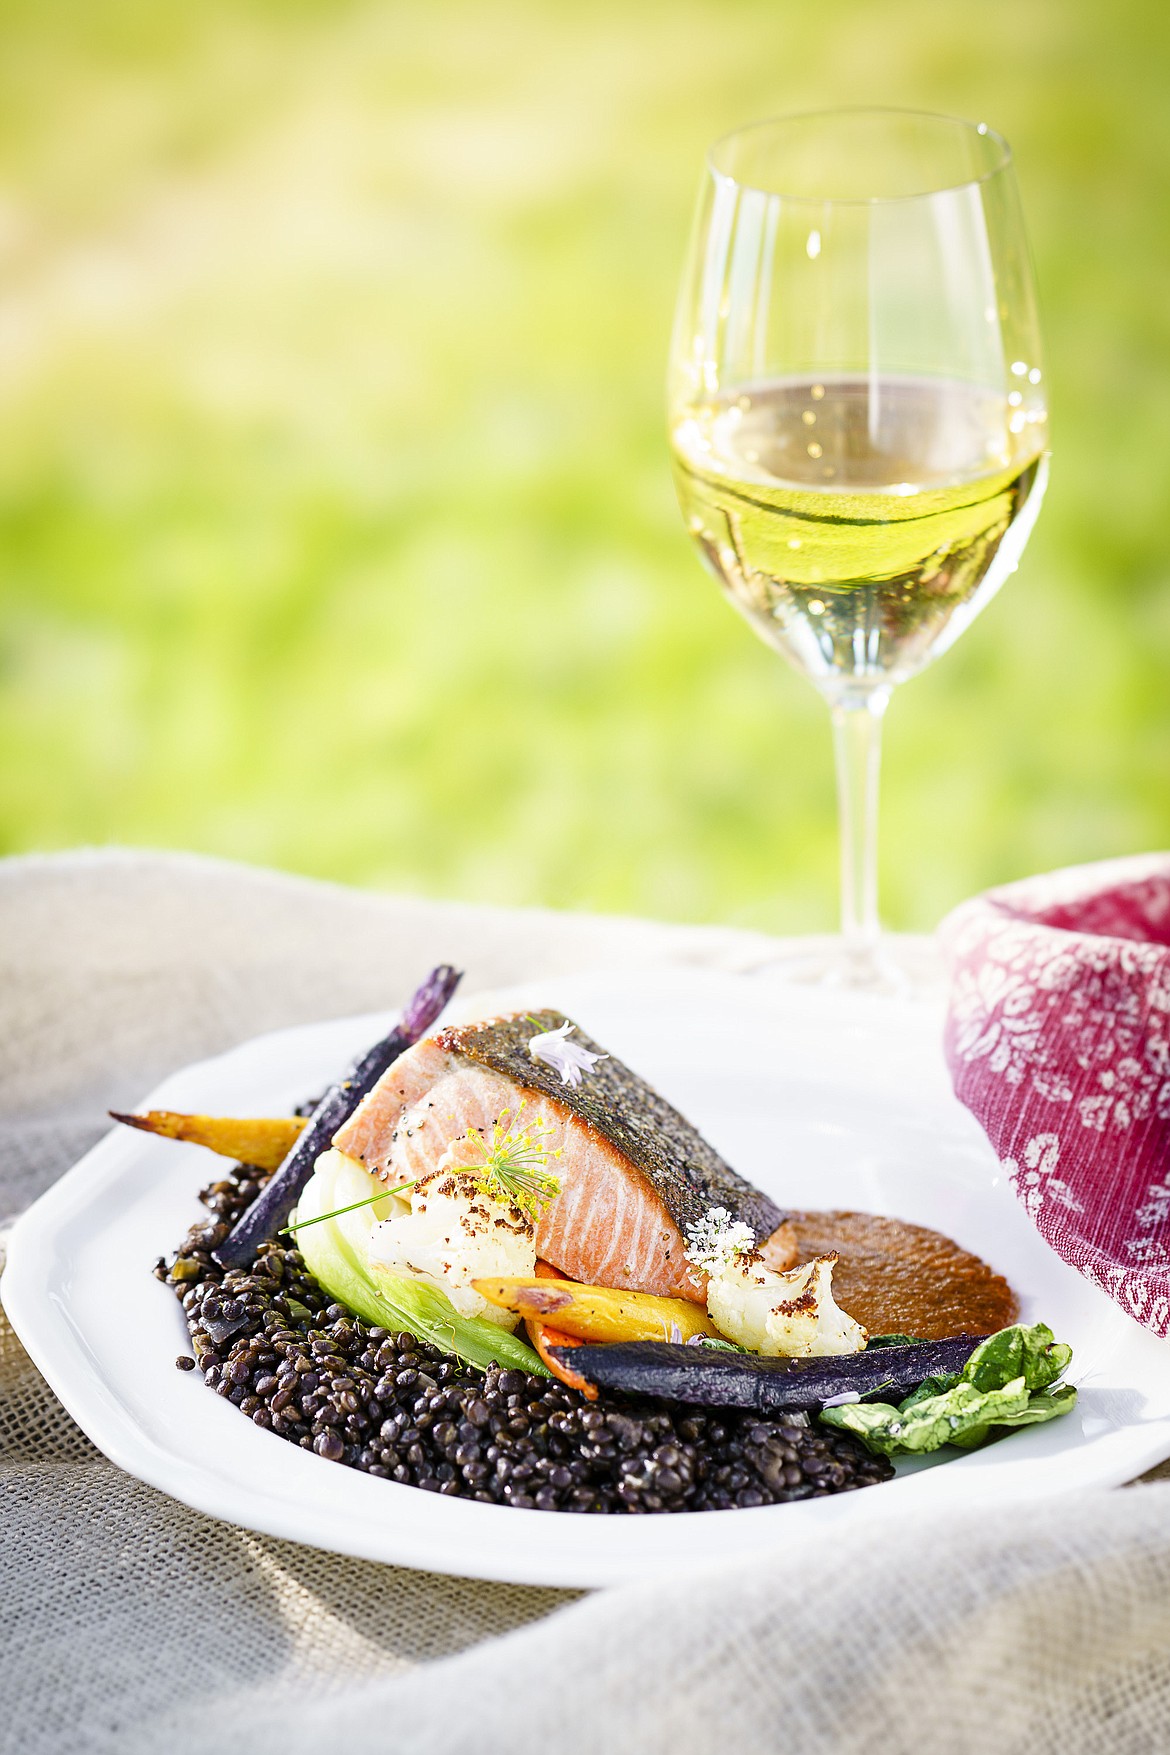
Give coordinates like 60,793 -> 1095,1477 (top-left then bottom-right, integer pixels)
671,377 -> 1047,694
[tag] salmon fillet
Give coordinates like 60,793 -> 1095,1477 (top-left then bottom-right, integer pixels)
333,1010 -> 796,1303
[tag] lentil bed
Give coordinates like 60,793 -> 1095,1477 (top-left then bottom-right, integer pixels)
156,1161 -> 893,1513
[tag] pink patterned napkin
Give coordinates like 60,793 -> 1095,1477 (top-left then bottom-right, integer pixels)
942,854 -> 1170,1337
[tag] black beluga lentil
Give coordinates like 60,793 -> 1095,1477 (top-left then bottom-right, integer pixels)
157,1160 -> 892,1512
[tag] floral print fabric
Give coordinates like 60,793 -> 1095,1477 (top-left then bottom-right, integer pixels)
942,854 -> 1170,1336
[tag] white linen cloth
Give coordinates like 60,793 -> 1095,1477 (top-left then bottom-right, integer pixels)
4,848 -> 1170,1755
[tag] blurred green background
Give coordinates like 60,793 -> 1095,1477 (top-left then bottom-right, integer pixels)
2,0 -> 1168,933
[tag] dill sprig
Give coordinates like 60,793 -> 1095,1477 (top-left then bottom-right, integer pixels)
462,1100 -> 562,1221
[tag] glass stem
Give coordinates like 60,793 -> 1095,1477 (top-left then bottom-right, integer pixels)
830,689 -> 889,976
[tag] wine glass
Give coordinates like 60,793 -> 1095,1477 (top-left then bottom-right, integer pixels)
668,108 -> 1048,988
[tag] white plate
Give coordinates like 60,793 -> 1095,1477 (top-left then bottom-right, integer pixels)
5,968 -> 1170,1589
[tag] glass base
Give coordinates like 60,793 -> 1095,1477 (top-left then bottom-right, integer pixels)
729,933 -> 945,1001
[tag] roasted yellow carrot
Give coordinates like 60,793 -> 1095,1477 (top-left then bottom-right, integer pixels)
473,1275 -> 721,1344
109,1110 -> 306,1172
524,1261 -> 598,1400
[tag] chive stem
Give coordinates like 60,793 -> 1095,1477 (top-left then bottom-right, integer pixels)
283,1179 -> 416,1234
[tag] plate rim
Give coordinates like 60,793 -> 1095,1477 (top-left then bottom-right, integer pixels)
6,967 -> 1170,1589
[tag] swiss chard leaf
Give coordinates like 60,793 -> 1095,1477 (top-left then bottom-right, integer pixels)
822,1376 -> 1032,1456
820,1322 -> 1078,1457
960,1323 -> 1071,1394
898,1371 -> 960,1411
947,1382 -> 1079,1450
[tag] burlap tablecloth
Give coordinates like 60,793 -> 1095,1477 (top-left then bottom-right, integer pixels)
5,848 -> 1170,1755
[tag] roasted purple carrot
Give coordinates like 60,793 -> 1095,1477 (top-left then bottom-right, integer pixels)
213,964 -> 462,1268
557,1336 -> 987,1411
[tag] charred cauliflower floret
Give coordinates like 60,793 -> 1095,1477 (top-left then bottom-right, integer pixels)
367,1166 -> 536,1327
686,1205 -> 866,1357
706,1250 -> 867,1357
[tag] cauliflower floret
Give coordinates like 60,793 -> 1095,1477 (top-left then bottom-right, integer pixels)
366,1166 -> 536,1328
706,1250 -> 867,1357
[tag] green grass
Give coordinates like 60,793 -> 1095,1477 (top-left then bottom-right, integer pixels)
3,0 -> 1169,932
